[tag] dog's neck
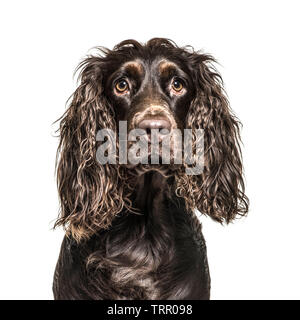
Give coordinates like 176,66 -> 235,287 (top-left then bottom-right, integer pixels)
129,170 -> 176,264
133,170 -> 173,223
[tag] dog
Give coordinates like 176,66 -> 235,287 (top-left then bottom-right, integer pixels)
53,38 -> 249,299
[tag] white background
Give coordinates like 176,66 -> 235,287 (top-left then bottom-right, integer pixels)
0,0 -> 299,300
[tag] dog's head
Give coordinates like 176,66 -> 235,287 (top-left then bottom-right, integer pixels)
55,38 -> 248,241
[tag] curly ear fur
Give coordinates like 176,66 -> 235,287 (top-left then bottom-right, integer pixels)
54,57 -> 130,242
183,53 -> 249,222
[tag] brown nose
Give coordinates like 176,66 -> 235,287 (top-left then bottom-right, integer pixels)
137,119 -> 171,133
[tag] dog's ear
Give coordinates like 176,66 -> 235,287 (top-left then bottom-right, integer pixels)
54,57 -> 125,242
185,54 -> 249,223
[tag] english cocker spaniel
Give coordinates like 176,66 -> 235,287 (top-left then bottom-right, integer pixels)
53,38 -> 249,300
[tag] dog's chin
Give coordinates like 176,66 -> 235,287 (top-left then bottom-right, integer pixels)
124,158 -> 180,177
128,164 -> 177,177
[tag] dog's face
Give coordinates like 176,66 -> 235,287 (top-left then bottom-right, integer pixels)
102,53 -> 198,169
105,57 -> 195,131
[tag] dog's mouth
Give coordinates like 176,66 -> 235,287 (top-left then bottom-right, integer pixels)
124,139 -> 180,173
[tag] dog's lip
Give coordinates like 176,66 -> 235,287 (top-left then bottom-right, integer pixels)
138,128 -> 171,137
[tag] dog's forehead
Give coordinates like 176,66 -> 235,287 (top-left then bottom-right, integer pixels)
119,58 -> 182,76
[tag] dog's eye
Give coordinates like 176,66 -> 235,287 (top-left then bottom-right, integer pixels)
171,79 -> 184,92
115,79 -> 129,93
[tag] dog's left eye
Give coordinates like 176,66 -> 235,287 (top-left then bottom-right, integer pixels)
115,79 -> 129,93
171,79 -> 184,92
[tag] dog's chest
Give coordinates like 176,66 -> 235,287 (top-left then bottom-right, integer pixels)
105,232 -> 202,299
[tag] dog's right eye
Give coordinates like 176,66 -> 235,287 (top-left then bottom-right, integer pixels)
115,79 -> 129,93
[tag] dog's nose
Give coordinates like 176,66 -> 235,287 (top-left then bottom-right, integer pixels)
136,119 -> 172,144
137,119 -> 171,133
